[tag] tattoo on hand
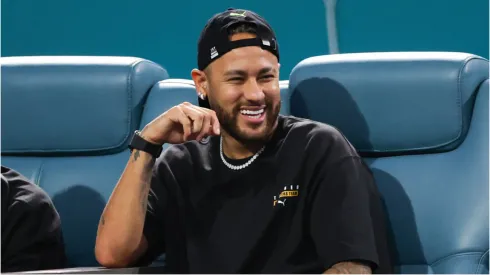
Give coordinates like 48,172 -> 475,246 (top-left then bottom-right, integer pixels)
324,261 -> 372,274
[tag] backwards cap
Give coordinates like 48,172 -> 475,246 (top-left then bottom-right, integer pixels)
197,8 -> 280,108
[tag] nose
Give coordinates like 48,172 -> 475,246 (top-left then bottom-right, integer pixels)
242,79 -> 265,103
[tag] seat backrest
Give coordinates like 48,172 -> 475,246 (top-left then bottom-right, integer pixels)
139,79 -> 291,150
1,56 -> 168,267
288,52 -> 489,274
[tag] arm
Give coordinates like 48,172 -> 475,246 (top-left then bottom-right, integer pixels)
95,135 -> 156,268
95,103 -> 220,268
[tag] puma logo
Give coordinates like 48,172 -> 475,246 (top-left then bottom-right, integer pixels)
230,11 -> 246,17
277,199 -> 286,206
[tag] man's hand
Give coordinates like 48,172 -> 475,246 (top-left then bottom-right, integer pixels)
141,102 -> 220,145
323,261 -> 372,274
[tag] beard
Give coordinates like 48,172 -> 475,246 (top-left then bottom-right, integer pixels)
209,96 -> 281,146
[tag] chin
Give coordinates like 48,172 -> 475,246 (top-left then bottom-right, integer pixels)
221,103 -> 280,144
234,125 -> 272,143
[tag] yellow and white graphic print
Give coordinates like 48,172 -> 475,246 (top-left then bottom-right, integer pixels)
273,185 -> 299,207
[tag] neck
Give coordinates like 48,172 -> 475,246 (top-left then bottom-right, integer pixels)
221,134 -> 263,159
221,120 -> 279,159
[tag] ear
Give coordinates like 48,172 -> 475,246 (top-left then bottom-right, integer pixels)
191,68 -> 208,98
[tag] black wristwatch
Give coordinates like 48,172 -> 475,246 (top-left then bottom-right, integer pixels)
128,130 -> 163,158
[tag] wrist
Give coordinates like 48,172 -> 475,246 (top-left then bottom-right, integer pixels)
140,128 -> 163,146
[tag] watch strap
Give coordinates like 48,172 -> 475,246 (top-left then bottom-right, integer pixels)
128,131 -> 163,158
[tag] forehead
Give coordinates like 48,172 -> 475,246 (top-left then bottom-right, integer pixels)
217,47 -> 278,72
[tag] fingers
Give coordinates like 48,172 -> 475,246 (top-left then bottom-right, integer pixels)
209,110 -> 220,135
195,109 -> 212,141
179,103 -> 220,141
198,107 -> 220,136
184,105 -> 207,140
190,106 -> 220,138
186,102 -> 220,136
187,106 -> 204,136
175,107 -> 193,141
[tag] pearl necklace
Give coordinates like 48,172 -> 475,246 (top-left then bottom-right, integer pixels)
220,136 -> 265,170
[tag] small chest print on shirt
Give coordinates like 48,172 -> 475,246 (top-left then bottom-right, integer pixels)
273,185 -> 300,207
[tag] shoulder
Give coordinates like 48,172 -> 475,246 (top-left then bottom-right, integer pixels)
280,115 -> 359,159
282,115 -> 345,139
2,166 -> 55,209
2,166 -> 60,224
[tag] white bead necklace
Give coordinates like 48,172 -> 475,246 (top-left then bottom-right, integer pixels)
220,136 -> 265,170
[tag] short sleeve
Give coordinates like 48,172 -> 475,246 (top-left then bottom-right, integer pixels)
1,169 -> 67,272
309,156 -> 391,272
136,161 -> 169,266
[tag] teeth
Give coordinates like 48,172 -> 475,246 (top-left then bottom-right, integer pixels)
240,109 -> 264,115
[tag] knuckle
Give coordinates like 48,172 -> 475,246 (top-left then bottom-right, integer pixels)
172,105 -> 182,113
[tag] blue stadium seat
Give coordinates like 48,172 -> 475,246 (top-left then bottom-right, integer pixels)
288,52 -> 489,274
1,56 -> 169,267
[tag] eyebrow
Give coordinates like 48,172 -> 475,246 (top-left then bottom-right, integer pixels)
223,67 -> 276,77
258,67 -> 276,75
224,70 -> 247,77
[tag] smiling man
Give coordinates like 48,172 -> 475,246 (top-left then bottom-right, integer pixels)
95,8 -> 393,274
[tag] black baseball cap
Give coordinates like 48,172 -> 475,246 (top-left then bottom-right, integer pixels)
197,8 -> 280,108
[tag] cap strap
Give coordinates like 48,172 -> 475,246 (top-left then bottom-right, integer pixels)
223,37 -> 277,53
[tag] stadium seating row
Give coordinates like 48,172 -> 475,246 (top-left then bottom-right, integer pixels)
1,52 -> 488,274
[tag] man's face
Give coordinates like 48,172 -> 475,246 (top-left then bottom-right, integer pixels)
206,33 -> 281,144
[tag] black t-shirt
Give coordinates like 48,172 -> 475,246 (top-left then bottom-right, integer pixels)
139,115 -> 393,273
1,166 -> 67,272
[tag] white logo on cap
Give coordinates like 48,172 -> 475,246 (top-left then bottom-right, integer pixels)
210,47 -> 219,59
262,39 -> 271,46
230,11 -> 247,17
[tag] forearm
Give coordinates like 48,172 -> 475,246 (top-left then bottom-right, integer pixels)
323,261 -> 372,274
95,149 -> 155,266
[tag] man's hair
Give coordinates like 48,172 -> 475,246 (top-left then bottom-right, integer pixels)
228,23 -> 258,36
